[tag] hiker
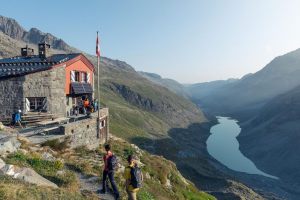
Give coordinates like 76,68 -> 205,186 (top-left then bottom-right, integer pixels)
90,99 -> 94,112
100,144 -> 120,200
10,112 -> 16,127
124,155 -> 143,200
13,110 -> 23,129
83,98 -> 89,115
94,99 -> 98,112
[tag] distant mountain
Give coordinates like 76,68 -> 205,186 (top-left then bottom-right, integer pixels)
139,71 -> 189,98
186,78 -> 239,102
0,15 -> 77,53
188,49 -> 300,118
0,15 -> 25,40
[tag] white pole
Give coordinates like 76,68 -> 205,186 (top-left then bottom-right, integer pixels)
97,31 -> 100,139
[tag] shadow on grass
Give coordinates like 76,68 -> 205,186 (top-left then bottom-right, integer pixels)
131,122 -> 234,194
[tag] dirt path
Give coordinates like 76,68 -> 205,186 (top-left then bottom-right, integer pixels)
76,172 -> 115,200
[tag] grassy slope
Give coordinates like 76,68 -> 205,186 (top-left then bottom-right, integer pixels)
0,176 -> 90,200
85,54 -> 206,140
1,136 -> 215,200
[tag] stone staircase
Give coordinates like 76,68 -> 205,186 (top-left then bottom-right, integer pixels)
1,112 -> 55,127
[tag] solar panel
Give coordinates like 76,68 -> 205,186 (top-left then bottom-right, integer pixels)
71,82 -> 93,94
82,83 -> 93,93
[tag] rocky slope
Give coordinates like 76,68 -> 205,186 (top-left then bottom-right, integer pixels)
237,86 -> 300,199
0,15 -> 76,53
0,15 -> 267,199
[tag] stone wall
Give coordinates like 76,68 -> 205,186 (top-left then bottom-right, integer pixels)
62,108 -> 109,149
0,65 -> 66,118
0,76 -> 24,118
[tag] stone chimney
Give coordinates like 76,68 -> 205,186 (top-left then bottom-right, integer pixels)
38,42 -> 51,59
21,45 -> 34,57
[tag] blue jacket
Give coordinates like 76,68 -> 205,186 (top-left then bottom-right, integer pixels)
14,113 -> 21,122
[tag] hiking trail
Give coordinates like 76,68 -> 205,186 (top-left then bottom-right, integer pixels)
76,172 -> 115,200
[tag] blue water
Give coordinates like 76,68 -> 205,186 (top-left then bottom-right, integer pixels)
207,116 -> 278,179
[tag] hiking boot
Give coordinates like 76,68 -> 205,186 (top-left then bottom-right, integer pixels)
98,189 -> 106,194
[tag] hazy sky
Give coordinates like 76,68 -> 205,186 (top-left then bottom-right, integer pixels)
1,0 -> 300,83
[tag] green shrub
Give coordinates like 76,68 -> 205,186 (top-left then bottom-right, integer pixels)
123,147 -> 134,158
56,170 -> 79,192
65,161 -> 94,176
74,145 -> 91,156
27,157 -> 64,175
0,188 -> 7,200
41,138 -> 69,152
138,191 -> 155,200
5,151 -> 28,166
54,160 -> 64,170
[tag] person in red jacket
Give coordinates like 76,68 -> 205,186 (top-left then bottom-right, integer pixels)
100,144 -> 120,200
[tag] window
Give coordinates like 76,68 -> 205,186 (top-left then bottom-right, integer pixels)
75,71 -> 80,82
26,97 -> 47,111
72,97 -> 76,106
81,72 -> 87,83
101,120 -> 105,128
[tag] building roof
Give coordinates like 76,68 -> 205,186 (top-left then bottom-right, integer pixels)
0,53 -> 81,78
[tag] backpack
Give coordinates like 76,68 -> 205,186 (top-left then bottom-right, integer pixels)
130,166 -> 143,188
107,154 -> 118,171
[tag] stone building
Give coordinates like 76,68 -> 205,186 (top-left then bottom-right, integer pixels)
0,43 -> 95,118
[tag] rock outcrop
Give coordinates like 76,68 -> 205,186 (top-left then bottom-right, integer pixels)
0,132 -> 20,157
0,15 -> 77,53
0,16 -> 25,40
0,158 -> 58,188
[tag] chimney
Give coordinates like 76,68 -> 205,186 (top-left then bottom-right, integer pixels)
38,42 -> 51,59
21,45 -> 34,57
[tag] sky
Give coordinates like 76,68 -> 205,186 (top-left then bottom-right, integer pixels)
1,0 -> 300,83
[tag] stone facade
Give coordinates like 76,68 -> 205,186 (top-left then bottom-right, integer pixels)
0,65 -> 66,118
62,108 -> 109,149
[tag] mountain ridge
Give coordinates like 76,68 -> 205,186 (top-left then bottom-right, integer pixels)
0,15 -> 76,53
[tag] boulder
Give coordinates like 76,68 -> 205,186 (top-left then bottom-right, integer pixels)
164,178 -> 172,189
17,136 -> 31,144
56,170 -> 65,176
41,152 -> 55,161
145,172 -> 151,180
0,158 -> 5,169
0,162 -> 58,188
19,149 -> 28,155
17,168 -> 58,188
0,134 -> 21,156
0,122 -> 4,130
118,165 -> 125,174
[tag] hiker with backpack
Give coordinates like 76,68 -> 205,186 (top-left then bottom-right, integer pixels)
11,110 -> 23,129
124,155 -> 143,200
100,144 -> 120,200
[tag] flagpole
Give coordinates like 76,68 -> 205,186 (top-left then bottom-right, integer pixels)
97,31 -> 100,139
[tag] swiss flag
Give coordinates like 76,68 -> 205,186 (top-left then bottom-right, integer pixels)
96,32 -> 100,57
